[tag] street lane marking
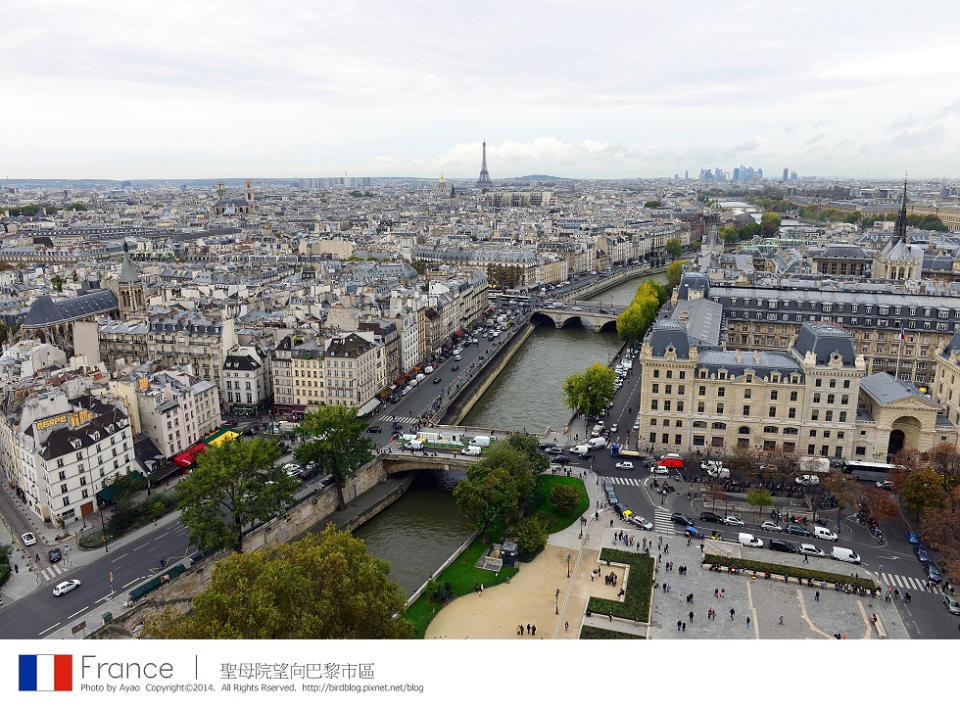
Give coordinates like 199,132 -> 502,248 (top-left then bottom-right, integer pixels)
122,576 -> 145,589
156,532 -> 168,539
39,623 -> 60,635
133,543 -> 148,550
114,553 -> 127,561
96,593 -> 115,603
67,606 -> 89,619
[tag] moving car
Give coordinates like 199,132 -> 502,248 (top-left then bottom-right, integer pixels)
814,526 -> 838,541
699,511 -> 724,524
786,523 -> 811,536
52,579 -> 81,597
671,512 -> 695,526
629,515 -> 654,530
615,461 -> 634,470
761,521 -> 782,532
551,455 -> 571,464
432,376 -> 442,384
609,423 -> 618,433
651,465 -> 669,475
830,546 -> 861,564
738,533 -> 763,547
944,596 -> 960,616
48,548 -> 62,564
724,516 -> 745,527
451,364 -> 460,371
768,539 -> 798,553
795,474 -> 820,486
543,446 -> 563,455
798,543 -> 825,557
366,425 -> 382,434
875,480 -> 894,490
21,532 -> 37,546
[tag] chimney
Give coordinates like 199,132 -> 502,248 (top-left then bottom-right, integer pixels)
735,349 -> 742,363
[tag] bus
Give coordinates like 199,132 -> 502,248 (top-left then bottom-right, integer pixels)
841,460 -> 904,482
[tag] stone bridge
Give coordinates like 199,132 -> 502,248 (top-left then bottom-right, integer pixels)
531,304 -> 621,332
380,451 -> 473,475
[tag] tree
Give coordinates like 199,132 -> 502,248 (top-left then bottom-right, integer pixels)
505,432 -> 549,476
924,443 -> 960,487
665,260 -> 685,289
719,226 -> 739,246
616,303 -> 648,345
50,275 -> 65,292
550,485 -> 580,513
745,488 -> 773,521
899,468 -> 946,518
296,405 -> 374,511
862,487 -> 899,524
514,515 -> 548,554
0,322 -> 8,347
738,222 -> 761,240
665,237 -> 683,259
143,525 -> 412,639
760,212 -> 781,237
453,463 -> 521,542
563,362 -> 615,418
644,200 -> 661,208
410,260 -> 428,274
177,437 -> 295,554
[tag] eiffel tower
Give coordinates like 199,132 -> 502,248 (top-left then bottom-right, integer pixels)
476,140 -> 493,188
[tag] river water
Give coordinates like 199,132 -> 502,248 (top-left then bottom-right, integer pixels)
356,271 -> 666,598
353,470 -> 472,597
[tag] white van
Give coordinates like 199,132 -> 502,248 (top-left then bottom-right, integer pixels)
814,526 -> 838,541
471,435 -> 492,448
403,439 -> 424,451
587,437 -> 608,450
570,444 -> 590,456
738,533 -> 763,548
830,546 -> 861,564
461,445 -> 482,456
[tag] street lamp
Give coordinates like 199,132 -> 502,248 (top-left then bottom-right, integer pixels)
567,553 -> 572,578
555,588 -> 560,615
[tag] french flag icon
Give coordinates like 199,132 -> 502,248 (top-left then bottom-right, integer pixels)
19,654 -> 73,691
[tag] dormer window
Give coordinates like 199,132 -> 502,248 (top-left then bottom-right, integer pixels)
70,439 -> 82,450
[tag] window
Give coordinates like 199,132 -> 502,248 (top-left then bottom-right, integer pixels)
711,422 -> 727,430
790,391 -> 798,401
665,384 -> 672,395
815,378 -> 822,387
698,386 -> 706,396
693,435 -> 705,447
839,411 -> 846,422
651,400 -> 658,411
697,402 -> 705,413
716,403 -> 724,415
811,410 -> 819,421
770,390 -> 778,401
738,426 -> 750,435
678,385 -> 685,395
763,425 -> 778,434
743,405 -> 750,416
717,387 -> 725,397
825,411 -> 833,422
744,389 -> 752,399
784,427 -> 798,435
827,394 -> 835,404
652,383 -> 659,394
769,406 -> 777,417
813,393 -> 821,403
666,370 -> 673,379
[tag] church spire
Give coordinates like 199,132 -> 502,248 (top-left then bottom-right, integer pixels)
894,177 -> 908,240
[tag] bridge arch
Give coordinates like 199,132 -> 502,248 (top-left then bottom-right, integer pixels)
530,311 -> 558,328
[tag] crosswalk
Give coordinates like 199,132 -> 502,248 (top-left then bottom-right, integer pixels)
37,564 -> 67,582
380,415 -> 419,425
606,476 -> 643,487
879,572 -> 946,594
653,508 -> 674,535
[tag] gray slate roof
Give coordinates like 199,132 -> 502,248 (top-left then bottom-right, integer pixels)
22,290 -> 118,328
859,372 -> 936,406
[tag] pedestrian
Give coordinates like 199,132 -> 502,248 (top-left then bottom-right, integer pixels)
564,620 -> 569,632
720,587 -> 725,598
815,590 -> 820,602
480,583 -> 484,594
526,623 -> 531,634
730,608 -> 735,620
475,583 -> 479,594
714,588 -> 719,598
746,617 -> 751,628
879,564 -> 884,574
665,544 -> 670,554
517,624 -> 522,636
689,611 -> 694,622
532,625 -> 536,636
14,564 -> 17,573
677,620 -> 682,631
804,554 -> 809,564
778,616 -> 784,626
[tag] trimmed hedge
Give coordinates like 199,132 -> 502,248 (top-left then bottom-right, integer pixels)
579,625 -> 644,640
587,548 -> 654,622
703,553 -> 877,590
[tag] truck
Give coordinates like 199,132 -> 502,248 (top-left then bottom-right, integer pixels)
570,444 -> 590,456
471,435 -> 493,448
403,439 -> 424,451
461,445 -> 482,456
798,456 -> 830,474
587,437 -> 608,450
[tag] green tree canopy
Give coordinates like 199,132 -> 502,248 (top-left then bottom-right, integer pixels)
144,525 -> 412,639
760,212 -> 781,237
295,405 -> 374,510
719,226 -> 739,245
665,237 -> 683,259
644,199 -> 662,208
616,303 -> 648,345
177,436 -> 295,553
563,362 -> 615,418
550,485 -> 580,513
745,488 -> 773,520
514,515 -> 548,554
738,222 -> 761,240
900,468 -> 946,517
666,260 -> 685,289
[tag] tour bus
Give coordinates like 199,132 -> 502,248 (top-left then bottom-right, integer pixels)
841,460 -> 903,482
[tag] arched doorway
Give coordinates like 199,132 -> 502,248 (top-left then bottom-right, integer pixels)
887,430 -> 905,459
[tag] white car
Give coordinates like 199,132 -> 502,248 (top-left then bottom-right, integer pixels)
761,521 -> 782,532
632,422 -> 640,430
798,543 -> 825,557
609,424 -> 618,433
21,532 -> 37,546
52,579 -> 81,597
651,465 -> 669,475
707,468 -> 731,479
795,475 -> 820,486
724,516 -> 745,527
631,516 -> 654,530
615,461 -> 634,470
875,480 -> 894,490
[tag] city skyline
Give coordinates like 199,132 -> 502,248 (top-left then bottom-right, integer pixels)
3,1 -> 960,179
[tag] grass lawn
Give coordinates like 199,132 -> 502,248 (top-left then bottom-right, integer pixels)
587,548 -> 654,622
403,532 -> 518,638
579,625 -> 645,640
532,474 -> 589,533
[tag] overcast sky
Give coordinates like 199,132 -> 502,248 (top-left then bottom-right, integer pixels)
4,0 -> 960,180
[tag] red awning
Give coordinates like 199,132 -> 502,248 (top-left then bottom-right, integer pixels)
173,442 -> 207,467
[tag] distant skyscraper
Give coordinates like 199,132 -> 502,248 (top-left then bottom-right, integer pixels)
685,170 -> 689,180
476,141 -> 493,188
783,168 -> 789,181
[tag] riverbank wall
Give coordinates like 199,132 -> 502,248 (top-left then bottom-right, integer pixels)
439,322 -> 536,426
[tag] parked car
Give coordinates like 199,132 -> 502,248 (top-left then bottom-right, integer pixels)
47,548 -> 62,564
630,515 -> 654,530
786,523 -> 811,536
760,521 -> 782,532
798,543 -> 825,557
551,455 -> 571,464
543,446 -> 563,455
875,480 -> 894,490
795,474 -> 820,486
21,532 -> 38,546
905,531 -> 921,545
724,516 -> 745,527
925,560 -> 943,582
671,512 -> 695,526
915,546 -> 931,564
615,461 -> 634,470
366,425 -> 382,433
944,596 -> 960,616
52,579 -> 81,597
700,511 -> 724,524
768,539 -> 798,553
